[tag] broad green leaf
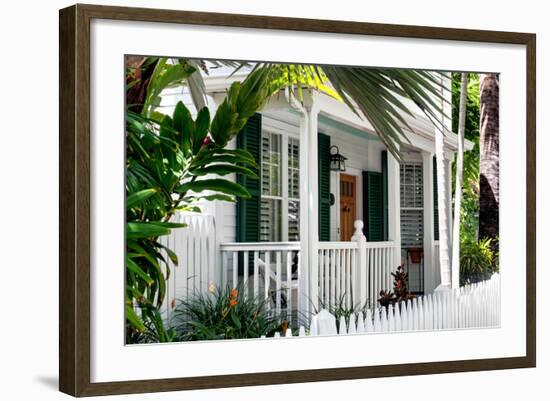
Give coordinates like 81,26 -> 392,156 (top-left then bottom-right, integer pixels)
192,107 -> 210,154
126,305 -> 146,331
172,101 -> 194,155
177,179 -> 251,198
126,255 -> 154,286
189,164 -> 258,178
126,188 -> 157,209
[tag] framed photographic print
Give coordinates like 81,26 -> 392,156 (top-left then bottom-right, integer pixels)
59,3 -> 536,397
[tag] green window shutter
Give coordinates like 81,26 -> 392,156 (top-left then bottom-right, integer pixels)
363,171 -> 383,241
318,133 -> 331,241
433,156 -> 439,241
236,113 -> 261,243
363,151 -> 388,242
381,151 -> 389,241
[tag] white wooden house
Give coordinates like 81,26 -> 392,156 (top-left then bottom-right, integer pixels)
157,67 -> 473,325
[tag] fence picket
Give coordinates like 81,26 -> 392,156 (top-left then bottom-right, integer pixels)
305,275 -> 500,338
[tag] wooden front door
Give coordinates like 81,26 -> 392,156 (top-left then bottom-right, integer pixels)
340,174 -> 357,241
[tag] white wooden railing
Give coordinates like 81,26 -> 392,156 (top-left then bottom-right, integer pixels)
316,221 -> 398,310
159,217 -> 398,323
219,242 -> 301,322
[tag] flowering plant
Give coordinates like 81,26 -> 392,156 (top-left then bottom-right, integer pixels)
174,284 -> 287,340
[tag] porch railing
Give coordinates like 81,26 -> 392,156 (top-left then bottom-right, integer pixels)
160,216 -> 398,325
316,223 -> 397,311
219,242 -> 301,322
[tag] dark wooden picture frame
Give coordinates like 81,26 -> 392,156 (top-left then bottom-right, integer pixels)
59,3 -> 536,397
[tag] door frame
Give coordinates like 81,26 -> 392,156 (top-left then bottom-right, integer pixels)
331,167 -> 363,241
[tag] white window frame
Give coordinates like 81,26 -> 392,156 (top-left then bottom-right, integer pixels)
260,122 -> 300,242
400,160 -> 424,248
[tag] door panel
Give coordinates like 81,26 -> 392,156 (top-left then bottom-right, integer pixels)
340,174 -> 357,241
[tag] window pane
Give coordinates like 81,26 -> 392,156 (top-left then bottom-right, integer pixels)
288,200 -> 300,241
262,132 -> 281,196
260,199 -> 282,242
400,209 -> 424,247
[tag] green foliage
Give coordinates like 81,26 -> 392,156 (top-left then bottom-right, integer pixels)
452,73 -> 480,221
141,58 -> 197,117
125,59 -> 268,340
173,285 -> 287,340
210,68 -> 271,147
460,235 -> 498,285
313,295 -> 370,332
450,73 -> 497,284
254,63 -> 448,158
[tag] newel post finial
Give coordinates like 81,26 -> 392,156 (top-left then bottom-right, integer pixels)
352,219 -> 367,306
352,220 -> 366,242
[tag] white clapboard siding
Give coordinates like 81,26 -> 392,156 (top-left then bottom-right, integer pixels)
158,213 -> 216,320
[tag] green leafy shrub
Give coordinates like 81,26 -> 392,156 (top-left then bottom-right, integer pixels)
460,236 -> 498,285
125,61 -> 271,341
173,284 -> 287,341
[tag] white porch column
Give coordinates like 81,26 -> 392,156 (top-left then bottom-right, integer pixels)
422,151 -> 435,293
444,155 -> 456,287
306,104 -> 320,315
387,149 -> 401,269
297,99 -> 319,322
298,107 -> 310,323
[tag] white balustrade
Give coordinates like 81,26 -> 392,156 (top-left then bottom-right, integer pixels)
219,242 -> 301,323
317,220 -> 397,310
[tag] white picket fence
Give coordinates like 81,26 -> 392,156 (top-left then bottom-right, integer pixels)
269,273 -> 500,338
158,214 -> 216,319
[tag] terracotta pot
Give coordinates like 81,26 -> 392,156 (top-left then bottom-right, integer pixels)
409,248 -> 423,264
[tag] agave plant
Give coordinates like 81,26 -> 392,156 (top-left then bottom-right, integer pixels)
125,66 -> 272,340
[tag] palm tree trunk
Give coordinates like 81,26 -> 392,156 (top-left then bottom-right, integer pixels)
451,73 -> 468,288
479,74 -> 499,242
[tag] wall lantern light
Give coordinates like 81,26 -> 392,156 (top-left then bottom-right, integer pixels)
329,145 -> 347,172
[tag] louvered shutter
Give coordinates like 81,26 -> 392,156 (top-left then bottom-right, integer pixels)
362,151 -> 389,241
236,113 -> 261,243
318,133 -> 331,241
381,151 -> 389,241
433,156 -> 439,240
363,171 -> 383,241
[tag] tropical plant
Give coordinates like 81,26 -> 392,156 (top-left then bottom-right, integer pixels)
173,284 -> 287,340
226,63 -> 449,158
459,235 -> 498,285
378,265 -> 415,308
125,65 -> 272,340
